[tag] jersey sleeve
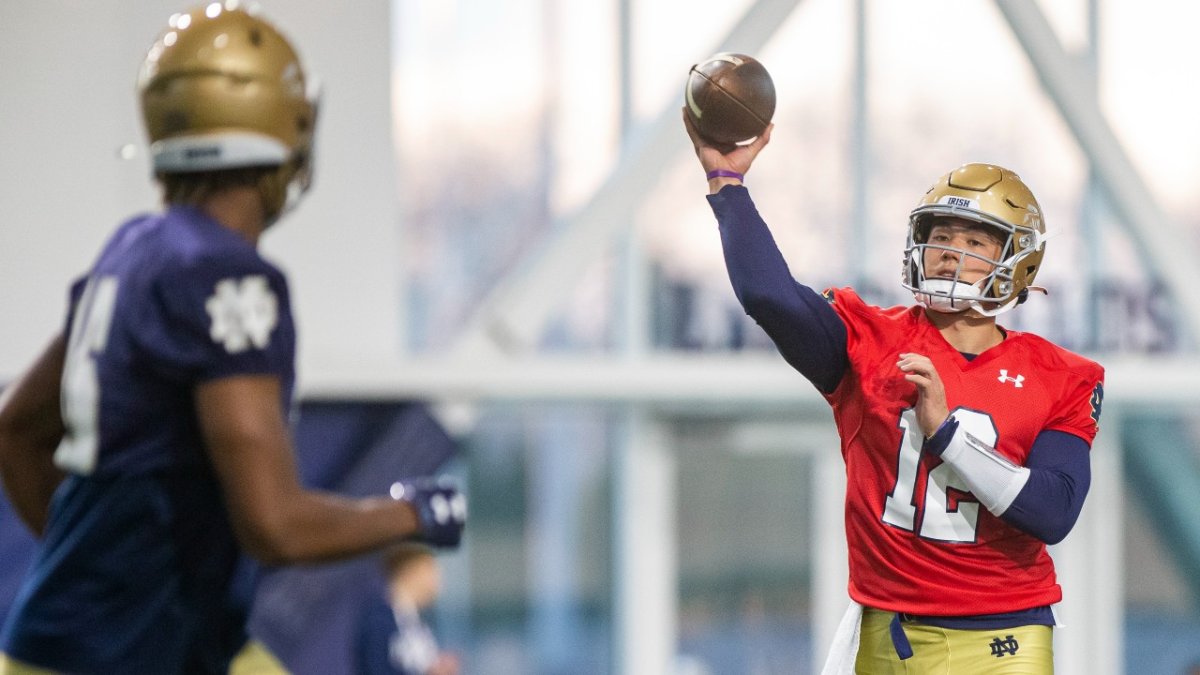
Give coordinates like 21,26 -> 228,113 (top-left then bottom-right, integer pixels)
146,250 -> 295,384
1043,361 -> 1104,445
822,287 -> 872,364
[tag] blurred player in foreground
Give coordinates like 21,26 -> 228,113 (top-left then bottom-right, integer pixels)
355,544 -> 460,675
0,5 -> 465,673
684,111 -> 1104,673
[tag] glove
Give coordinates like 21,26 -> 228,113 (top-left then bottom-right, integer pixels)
390,478 -> 467,548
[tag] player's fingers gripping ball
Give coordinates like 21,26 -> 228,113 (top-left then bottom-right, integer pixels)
684,52 -> 776,145
391,478 -> 467,548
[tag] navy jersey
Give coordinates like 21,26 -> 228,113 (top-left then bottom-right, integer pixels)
0,206 -> 295,674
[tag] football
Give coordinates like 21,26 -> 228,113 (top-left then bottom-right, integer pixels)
684,53 -> 776,145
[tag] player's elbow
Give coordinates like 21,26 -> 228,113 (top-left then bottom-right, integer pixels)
1043,533 -> 1067,546
740,293 -> 802,341
0,410 -> 26,465
738,288 -> 781,320
0,438 -> 21,493
0,428 -> 14,470
1036,525 -> 1069,546
1005,507 -> 1077,545
1036,511 -> 1080,545
236,522 -> 292,566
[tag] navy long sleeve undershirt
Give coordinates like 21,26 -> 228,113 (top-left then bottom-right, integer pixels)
708,184 -> 1090,545
1005,430 -> 1091,544
709,186 -> 848,394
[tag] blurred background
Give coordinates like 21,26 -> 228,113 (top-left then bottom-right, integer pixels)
3,0 -> 1200,673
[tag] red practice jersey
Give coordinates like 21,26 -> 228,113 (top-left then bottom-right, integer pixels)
823,287 -> 1104,616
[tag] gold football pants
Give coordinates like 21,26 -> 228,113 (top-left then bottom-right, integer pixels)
856,606 -> 1054,674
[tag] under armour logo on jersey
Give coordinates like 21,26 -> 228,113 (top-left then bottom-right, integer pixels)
205,275 -> 278,353
989,635 -> 1020,657
997,369 -> 1024,388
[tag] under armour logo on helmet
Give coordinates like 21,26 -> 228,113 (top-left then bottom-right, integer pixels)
998,370 -> 1024,388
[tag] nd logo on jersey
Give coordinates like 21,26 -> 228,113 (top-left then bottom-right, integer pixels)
1090,382 -> 1104,427
205,275 -> 278,353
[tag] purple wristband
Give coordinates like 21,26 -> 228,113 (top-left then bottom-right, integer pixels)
706,169 -> 744,182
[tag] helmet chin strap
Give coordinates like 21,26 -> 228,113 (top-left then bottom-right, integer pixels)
914,278 -> 1022,317
915,278 -> 984,313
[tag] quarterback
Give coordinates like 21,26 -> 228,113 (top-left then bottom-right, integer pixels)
0,5 -> 465,674
684,111 -> 1103,673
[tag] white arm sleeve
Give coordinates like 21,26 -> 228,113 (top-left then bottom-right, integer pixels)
939,421 -> 1031,516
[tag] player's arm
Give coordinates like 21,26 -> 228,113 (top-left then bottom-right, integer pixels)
924,418 -> 1090,544
0,333 -> 68,535
684,110 -> 849,393
197,374 -> 459,565
708,186 -> 849,393
903,354 -> 1093,544
999,430 -> 1090,544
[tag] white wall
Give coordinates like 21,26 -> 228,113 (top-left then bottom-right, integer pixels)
0,0 -> 402,381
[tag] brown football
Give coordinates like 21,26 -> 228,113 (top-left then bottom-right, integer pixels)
685,53 -> 776,145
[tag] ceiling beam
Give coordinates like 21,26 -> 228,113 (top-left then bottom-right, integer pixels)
994,0 -> 1200,345
449,0 -> 806,358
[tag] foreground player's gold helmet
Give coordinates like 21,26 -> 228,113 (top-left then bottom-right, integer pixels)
902,163 -> 1047,316
138,2 -> 318,220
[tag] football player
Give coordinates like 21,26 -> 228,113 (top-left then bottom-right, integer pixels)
354,544 -> 461,675
684,110 -> 1104,674
0,5 -> 465,674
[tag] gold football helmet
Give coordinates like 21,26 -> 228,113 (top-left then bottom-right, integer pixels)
902,163 -> 1047,316
138,2 -> 318,219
